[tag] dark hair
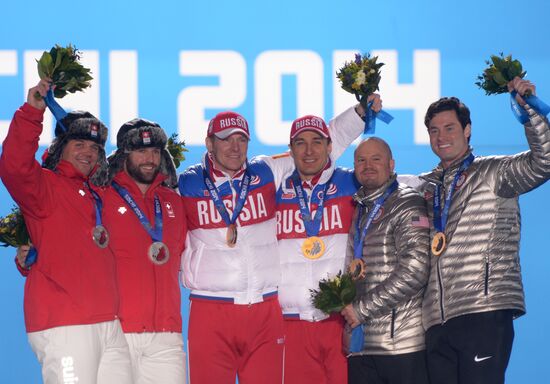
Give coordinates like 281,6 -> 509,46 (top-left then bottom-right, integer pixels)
424,97 -> 471,130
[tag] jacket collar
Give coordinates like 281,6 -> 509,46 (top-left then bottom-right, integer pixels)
202,151 -> 247,182
55,159 -> 92,182
421,146 -> 474,184
299,159 -> 333,190
353,173 -> 398,205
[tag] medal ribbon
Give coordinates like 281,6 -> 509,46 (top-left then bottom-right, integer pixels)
349,178 -> 397,354
202,160 -> 251,227
112,182 -> 163,242
85,182 -> 104,227
44,88 -> 69,132
364,101 -> 394,135
433,153 -> 475,233
509,91 -> 550,124
291,170 -> 333,238
353,179 -> 398,260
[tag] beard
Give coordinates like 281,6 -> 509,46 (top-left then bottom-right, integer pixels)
126,158 -> 160,185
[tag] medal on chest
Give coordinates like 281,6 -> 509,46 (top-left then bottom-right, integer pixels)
148,241 -> 170,265
92,224 -> 109,248
86,183 -> 109,248
431,153 -> 474,257
301,236 -> 326,259
203,164 -> 252,248
348,258 -> 366,280
431,232 -> 446,257
112,182 -> 169,265
226,223 -> 238,248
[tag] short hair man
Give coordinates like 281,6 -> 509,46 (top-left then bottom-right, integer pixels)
178,103 -> 367,383
0,79 -> 132,383
104,118 -> 187,383
341,137 -> 430,384
275,108 -> 377,384
418,77 -> 550,384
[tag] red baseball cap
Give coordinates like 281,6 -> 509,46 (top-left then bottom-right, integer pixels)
290,115 -> 330,141
207,111 -> 250,140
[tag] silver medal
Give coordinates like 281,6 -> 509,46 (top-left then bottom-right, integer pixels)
148,241 -> 170,265
92,225 -> 109,248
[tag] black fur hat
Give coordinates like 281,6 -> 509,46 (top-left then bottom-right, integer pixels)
42,110 -> 109,186
107,118 -> 177,188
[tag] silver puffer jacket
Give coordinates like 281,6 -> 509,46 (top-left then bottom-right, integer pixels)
417,106 -> 550,331
346,175 -> 430,356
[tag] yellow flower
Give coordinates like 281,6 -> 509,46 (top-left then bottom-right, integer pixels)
352,71 -> 366,91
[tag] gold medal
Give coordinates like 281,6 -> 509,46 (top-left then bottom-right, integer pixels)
226,224 -> 238,248
349,259 -> 366,280
431,232 -> 447,256
148,241 -> 170,265
301,236 -> 325,259
92,225 -> 109,248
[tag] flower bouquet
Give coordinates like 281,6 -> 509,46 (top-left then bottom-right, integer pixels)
37,44 -> 93,98
337,53 -> 384,106
36,44 -> 93,127
0,207 -> 37,268
476,53 -> 549,123
167,133 -> 189,169
310,270 -> 356,314
336,53 -> 392,134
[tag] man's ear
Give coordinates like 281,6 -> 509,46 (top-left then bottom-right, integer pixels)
205,136 -> 213,152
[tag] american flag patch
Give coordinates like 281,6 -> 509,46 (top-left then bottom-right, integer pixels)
411,215 -> 429,228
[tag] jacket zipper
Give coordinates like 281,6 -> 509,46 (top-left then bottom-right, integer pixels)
484,256 -> 489,296
390,309 -> 396,338
437,258 -> 446,323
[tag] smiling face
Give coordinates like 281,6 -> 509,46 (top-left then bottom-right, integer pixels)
125,147 -> 162,188
61,139 -> 100,177
205,133 -> 249,176
428,110 -> 471,169
354,138 -> 394,191
289,130 -> 332,181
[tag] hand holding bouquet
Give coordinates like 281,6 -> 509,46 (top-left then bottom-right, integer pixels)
0,207 -> 37,268
476,53 -> 549,123
336,53 -> 392,134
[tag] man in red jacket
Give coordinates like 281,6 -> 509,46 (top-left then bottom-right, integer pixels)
0,79 -> 132,383
104,118 -> 187,383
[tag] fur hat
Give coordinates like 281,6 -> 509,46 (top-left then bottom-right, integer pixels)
107,118 -> 177,188
42,110 -> 109,186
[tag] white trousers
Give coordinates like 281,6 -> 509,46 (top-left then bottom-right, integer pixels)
28,319 -> 133,384
125,332 -> 186,384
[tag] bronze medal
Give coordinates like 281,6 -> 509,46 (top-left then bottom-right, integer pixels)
148,241 -> 170,265
431,232 -> 447,256
301,236 -> 325,260
226,224 -> 238,248
92,225 -> 109,248
349,259 -> 366,280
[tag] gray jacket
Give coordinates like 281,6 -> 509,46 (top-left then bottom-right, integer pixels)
346,175 -> 430,355
417,106 -> 550,331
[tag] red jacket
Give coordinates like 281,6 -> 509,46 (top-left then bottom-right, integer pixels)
0,103 -> 119,332
104,171 -> 186,333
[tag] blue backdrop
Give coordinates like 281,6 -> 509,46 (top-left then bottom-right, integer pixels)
1,0 -> 549,382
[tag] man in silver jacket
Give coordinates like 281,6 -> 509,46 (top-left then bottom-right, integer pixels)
417,77 -> 550,384
341,137 -> 430,384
